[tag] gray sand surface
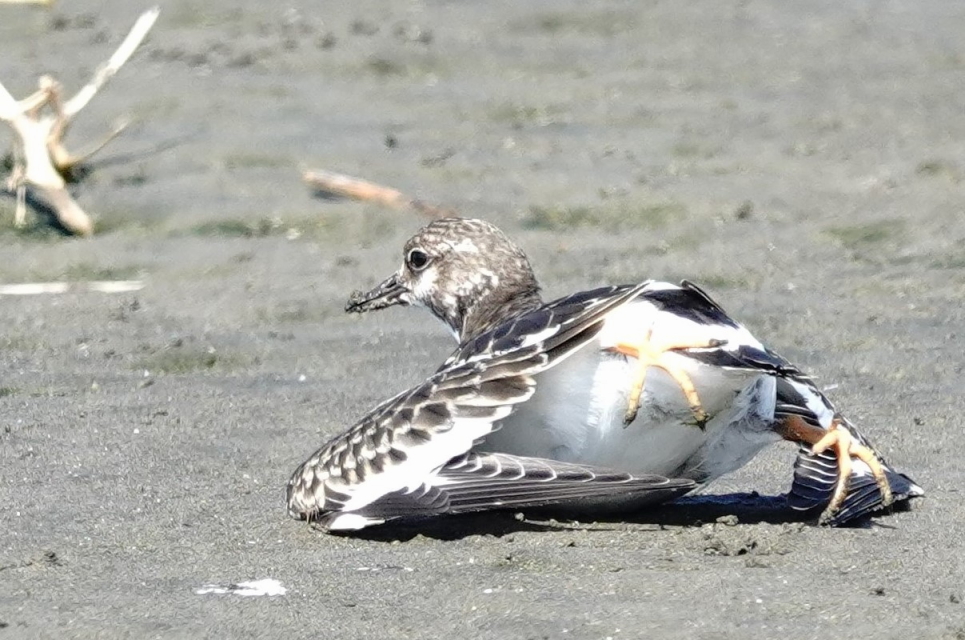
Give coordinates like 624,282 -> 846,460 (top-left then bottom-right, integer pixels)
1,1 -> 964,638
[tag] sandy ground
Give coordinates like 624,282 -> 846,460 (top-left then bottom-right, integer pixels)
1,0 -> 964,637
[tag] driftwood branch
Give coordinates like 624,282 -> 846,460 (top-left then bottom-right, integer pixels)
0,7 -> 159,236
302,169 -> 454,220
63,8 -> 160,117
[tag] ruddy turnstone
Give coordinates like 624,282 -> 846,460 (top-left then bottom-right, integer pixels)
287,278 -> 696,531
342,217 -> 923,526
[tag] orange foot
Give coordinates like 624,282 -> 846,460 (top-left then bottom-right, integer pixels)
813,421 -> 894,524
607,330 -> 723,427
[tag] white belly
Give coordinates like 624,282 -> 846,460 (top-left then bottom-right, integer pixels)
479,338 -> 782,483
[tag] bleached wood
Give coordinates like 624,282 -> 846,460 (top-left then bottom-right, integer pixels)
302,169 -> 453,219
54,118 -> 130,168
0,280 -> 144,295
34,184 -> 94,236
303,169 -> 408,208
0,80 -> 19,120
1,7 -> 159,236
63,7 -> 160,117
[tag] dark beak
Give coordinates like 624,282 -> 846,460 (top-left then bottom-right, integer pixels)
345,273 -> 410,314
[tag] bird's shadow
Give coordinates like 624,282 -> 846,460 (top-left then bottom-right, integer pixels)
619,492 -> 807,526
340,492 -> 833,543
342,492 -> 918,542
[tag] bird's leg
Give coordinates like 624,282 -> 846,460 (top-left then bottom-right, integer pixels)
778,416 -> 894,523
811,421 -> 894,522
606,329 -> 723,427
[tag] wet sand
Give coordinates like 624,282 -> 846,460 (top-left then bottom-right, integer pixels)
1,1 -> 964,638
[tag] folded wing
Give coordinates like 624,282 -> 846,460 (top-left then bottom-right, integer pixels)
315,453 -> 694,530
287,279 -> 689,530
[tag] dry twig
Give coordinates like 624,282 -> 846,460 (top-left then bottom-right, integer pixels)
302,169 -> 454,220
0,280 -> 144,295
0,7 -> 159,236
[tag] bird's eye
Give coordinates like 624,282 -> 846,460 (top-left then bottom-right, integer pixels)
407,248 -> 430,271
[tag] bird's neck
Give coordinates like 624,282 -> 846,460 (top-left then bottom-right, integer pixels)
457,285 -> 543,344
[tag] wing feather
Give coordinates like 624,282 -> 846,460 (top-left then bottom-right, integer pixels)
288,280 -> 658,527
319,453 -> 695,530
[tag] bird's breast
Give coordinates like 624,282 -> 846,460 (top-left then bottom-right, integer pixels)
481,329 -> 779,481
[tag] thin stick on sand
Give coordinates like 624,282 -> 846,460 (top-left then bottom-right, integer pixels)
302,169 -> 455,220
0,280 -> 145,295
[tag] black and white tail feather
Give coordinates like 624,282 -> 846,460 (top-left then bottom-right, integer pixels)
775,380 -> 922,526
287,280 -> 695,531
667,281 -> 923,526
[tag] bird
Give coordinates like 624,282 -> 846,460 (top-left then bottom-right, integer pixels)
287,277 -> 696,531
340,217 -> 923,526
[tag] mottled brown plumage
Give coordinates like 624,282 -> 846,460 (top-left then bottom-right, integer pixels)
343,217 -> 923,526
290,278 -> 694,531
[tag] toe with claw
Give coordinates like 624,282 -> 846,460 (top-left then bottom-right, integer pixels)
813,420 -> 894,524
606,330 -> 723,428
